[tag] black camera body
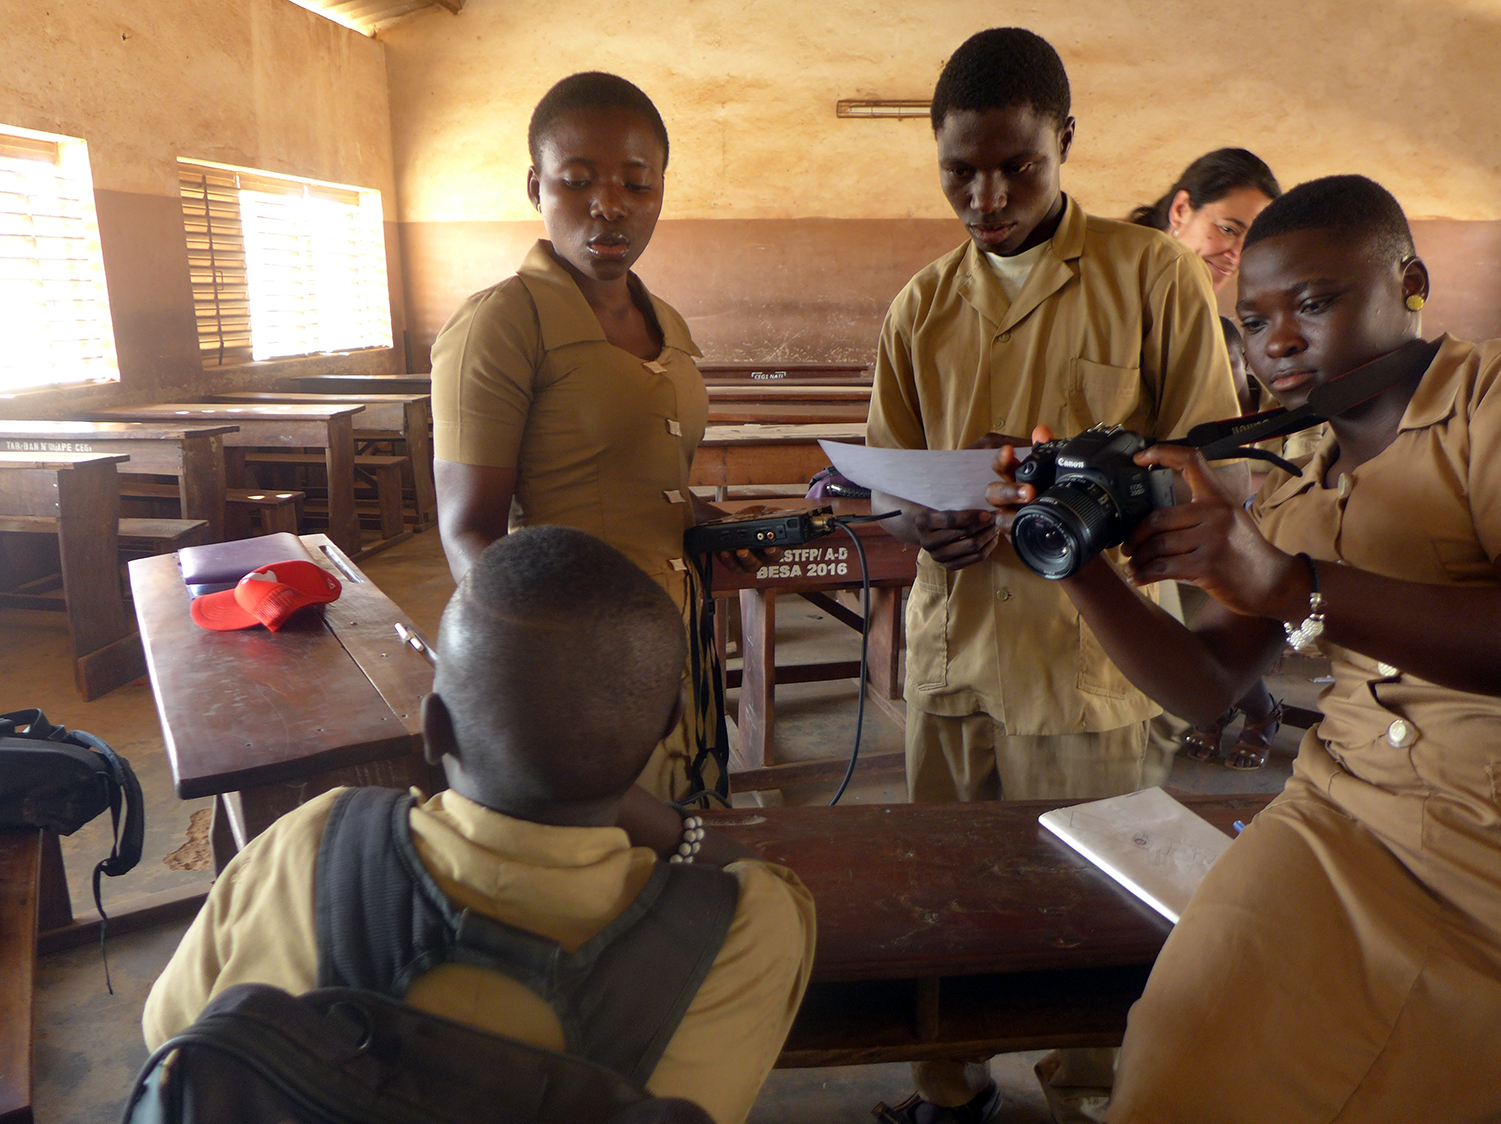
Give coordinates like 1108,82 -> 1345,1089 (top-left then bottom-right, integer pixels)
1011,427 -> 1175,579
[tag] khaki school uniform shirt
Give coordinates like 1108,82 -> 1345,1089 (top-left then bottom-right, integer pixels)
867,197 -> 1241,733
431,240 -> 708,607
143,788 -> 816,1124
1251,335 -> 1501,935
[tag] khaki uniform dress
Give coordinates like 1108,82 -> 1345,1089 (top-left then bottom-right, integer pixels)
143,788 -> 817,1124
1110,336 -> 1501,1123
431,242 -> 709,800
867,198 -> 1241,805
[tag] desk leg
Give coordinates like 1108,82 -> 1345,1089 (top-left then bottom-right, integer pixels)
178,434 -> 226,542
738,588 -> 776,768
867,586 -> 904,699
323,414 -> 361,555
37,830 -> 72,931
404,400 -> 437,527
58,461 -> 142,699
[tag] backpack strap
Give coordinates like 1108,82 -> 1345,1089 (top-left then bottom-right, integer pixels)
316,786 -> 461,993
315,785 -> 741,1086
551,860 -> 739,1086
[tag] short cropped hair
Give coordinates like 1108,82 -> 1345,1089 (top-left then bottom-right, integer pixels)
930,28 -> 1072,133
528,71 -> 670,169
435,526 -> 686,803
1244,175 -> 1415,264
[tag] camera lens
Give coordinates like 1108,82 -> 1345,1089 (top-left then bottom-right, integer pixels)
1011,481 -> 1120,579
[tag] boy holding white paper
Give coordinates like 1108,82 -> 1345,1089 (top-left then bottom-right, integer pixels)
865,27 -> 1240,1123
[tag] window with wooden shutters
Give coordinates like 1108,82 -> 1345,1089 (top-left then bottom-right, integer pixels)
178,159 -> 392,365
0,125 -> 120,396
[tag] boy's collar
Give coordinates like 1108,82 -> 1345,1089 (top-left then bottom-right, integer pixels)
958,195 -> 1083,331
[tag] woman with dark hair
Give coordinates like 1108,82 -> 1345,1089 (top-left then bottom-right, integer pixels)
1130,148 -> 1281,291
430,72 -> 758,803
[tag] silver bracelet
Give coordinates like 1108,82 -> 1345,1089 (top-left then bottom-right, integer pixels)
669,814 -> 704,864
1283,553 -> 1326,655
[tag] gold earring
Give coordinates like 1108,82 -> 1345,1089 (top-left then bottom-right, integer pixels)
1406,294 -> 1426,311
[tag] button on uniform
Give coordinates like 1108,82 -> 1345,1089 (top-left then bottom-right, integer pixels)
1386,719 -> 1415,748
1376,662 -> 1399,677
995,587 -> 1012,601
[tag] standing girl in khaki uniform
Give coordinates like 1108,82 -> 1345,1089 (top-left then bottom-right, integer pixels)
431,73 -> 748,802
987,175 -> 1501,1121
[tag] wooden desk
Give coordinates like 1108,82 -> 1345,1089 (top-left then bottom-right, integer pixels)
89,404 -> 365,555
0,420 -> 235,541
129,534 -> 437,866
289,374 -> 432,396
208,391 -> 436,528
699,363 -> 870,386
0,451 -> 143,699
707,404 -> 869,426
706,793 -> 1274,1066
708,499 -> 917,790
706,386 -> 872,403
691,423 -> 865,490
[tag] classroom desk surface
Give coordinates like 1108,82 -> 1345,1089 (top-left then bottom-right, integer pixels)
0,419 -> 237,541
691,424 -> 866,489
129,533 -> 433,802
706,793 -> 1274,1065
90,403 -> 365,554
699,363 -> 871,386
290,374 -> 432,396
705,385 -> 872,402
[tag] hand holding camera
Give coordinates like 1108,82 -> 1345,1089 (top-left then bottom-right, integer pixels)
1118,444 -> 1307,621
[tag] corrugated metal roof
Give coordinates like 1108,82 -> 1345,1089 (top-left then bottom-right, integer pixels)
286,0 -> 462,36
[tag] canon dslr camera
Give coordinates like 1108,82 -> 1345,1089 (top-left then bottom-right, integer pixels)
1010,426 -> 1175,580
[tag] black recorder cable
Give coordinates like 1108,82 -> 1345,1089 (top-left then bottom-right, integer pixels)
826,511 -> 899,806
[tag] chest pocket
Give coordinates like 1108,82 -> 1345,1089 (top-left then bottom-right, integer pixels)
1067,358 -> 1146,432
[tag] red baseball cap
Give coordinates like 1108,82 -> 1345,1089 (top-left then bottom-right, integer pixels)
190,559 -> 341,632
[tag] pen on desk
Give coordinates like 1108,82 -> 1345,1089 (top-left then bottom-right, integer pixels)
394,622 -> 437,664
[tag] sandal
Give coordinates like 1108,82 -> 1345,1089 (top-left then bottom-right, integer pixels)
1225,700 -> 1283,770
1182,708 -> 1236,763
873,1083 -> 1001,1124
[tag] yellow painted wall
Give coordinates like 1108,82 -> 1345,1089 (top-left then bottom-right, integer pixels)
0,0 -> 404,415
384,0 -> 1501,224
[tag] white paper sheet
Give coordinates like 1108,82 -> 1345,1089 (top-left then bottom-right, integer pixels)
818,440 -> 1027,512
1037,787 -> 1234,923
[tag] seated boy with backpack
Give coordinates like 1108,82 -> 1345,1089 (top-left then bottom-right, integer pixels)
142,526 -> 816,1124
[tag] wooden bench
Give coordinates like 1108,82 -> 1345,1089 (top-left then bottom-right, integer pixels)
242,452 -> 407,546
118,479 -> 303,538
706,794 -> 1275,1067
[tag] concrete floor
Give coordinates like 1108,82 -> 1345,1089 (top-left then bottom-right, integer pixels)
13,529 -> 1301,1123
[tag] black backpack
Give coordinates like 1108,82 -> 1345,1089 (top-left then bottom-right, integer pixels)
0,707 -> 143,986
124,786 -> 740,1123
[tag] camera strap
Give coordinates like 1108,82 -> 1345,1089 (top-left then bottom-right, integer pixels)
1168,337 -> 1441,475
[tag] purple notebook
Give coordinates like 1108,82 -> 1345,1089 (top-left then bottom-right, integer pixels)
177,533 -> 314,595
